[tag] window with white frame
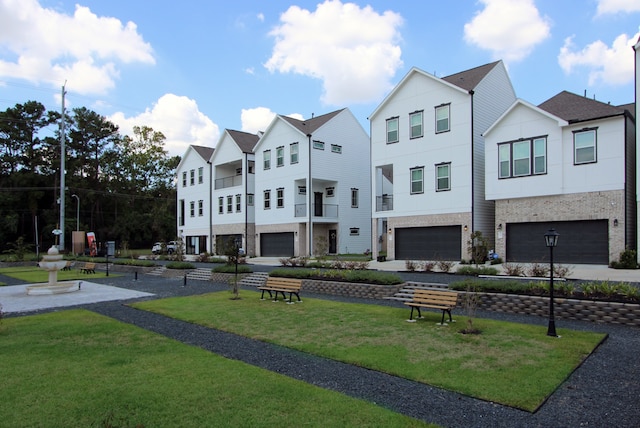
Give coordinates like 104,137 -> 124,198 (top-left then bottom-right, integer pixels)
436,163 -> 451,191
410,167 -> 424,194
218,197 -> 223,214
276,188 -> 284,208
290,142 -> 299,164
198,200 -> 203,216
263,150 -> 271,170
198,167 -> 203,184
235,194 -> 241,212
247,193 -> 254,206
351,188 -> 359,207
264,190 -> 271,209
435,104 -> 450,133
190,169 -> 195,185
410,110 -> 423,138
190,201 -> 195,217
574,128 -> 597,164
331,144 -> 342,153
498,137 -> 547,178
227,196 -> 233,213
276,146 -> 284,167
386,117 -> 399,143
182,171 -> 187,187
313,140 -> 325,150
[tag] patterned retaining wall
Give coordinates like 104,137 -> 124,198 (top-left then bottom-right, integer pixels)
475,292 -> 640,327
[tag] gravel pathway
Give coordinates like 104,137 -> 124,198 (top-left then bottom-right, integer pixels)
5,273 -> 640,427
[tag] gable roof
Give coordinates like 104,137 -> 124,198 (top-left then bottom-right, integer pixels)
280,108 -> 345,135
369,61 -> 504,120
538,91 -> 626,123
192,145 -> 214,160
483,98 -> 568,137
441,60 -> 501,91
227,129 -> 260,153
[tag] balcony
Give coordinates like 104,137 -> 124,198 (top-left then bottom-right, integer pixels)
215,174 -> 242,190
376,195 -> 393,211
294,204 -> 339,219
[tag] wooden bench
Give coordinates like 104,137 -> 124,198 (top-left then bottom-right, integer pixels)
61,261 -> 74,271
80,262 -> 96,274
404,289 -> 458,324
258,277 -> 302,304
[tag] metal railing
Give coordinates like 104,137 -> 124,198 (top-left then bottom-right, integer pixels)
214,175 -> 242,189
376,195 -> 393,211
294,204 -> 339,218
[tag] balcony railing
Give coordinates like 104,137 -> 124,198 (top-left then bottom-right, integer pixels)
294,204 -> 338,218
376,195 -> 393,211
214,175 -> 242,189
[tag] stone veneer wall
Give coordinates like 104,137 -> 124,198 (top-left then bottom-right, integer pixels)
495,190 -> 625,263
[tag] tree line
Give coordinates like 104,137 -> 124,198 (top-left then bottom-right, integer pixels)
0,100 -> 181,253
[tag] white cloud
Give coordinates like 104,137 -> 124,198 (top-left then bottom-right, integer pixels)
0,0 -> 154,94
596,0 -> 640,15
240,107 -> 303,134
109,94 -> 219,158
463,0 -> 550,62
558,31 -> 639,86
264,0 -> 403,106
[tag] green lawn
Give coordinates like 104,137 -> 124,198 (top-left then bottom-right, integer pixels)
0,310 -> 429,428
0,266 -> 115,283
132,290 -> 607,412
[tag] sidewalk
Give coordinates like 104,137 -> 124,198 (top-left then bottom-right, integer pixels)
247,257 -> 640,283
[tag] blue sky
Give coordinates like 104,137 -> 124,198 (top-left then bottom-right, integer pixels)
1,0 -> 639,156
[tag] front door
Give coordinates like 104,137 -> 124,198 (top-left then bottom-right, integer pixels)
329,229 -> 337,254
314,192 -> 323,217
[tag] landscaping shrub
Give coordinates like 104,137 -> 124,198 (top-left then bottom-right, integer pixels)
437,260 -> 454,272
113,259 -> 157,267
422,261 -> 436,272
502,263 -> 525,276
212,265 -> 253,274
268,268 -> 403,285
455,265 -> 499,276
610,249 -> 638,269
166,261 -> 195,270
405,260 -> 417,271
526,262 -> 549,278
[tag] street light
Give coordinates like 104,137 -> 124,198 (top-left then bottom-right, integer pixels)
544,228 -> 559,337
71,194 -> 80,231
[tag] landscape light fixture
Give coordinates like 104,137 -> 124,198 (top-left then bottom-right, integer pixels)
544,228 -> 559,337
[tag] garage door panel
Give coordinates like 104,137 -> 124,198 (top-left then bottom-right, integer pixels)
395,226 -> 461,260
261,232 -> 294,257
506,220 -> 608,264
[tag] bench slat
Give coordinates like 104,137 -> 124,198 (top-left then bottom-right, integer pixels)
405,289 -> 458,323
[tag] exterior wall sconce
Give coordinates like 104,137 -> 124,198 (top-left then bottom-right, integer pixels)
388,228 -> 392,233
463,225 -> 468,231
613,219 -> 618,227
497,223 -> 502,230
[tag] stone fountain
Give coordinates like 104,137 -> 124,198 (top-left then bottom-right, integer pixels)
26,245 -> 80,295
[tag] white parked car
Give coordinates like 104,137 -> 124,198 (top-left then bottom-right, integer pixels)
151,241 -> 178,255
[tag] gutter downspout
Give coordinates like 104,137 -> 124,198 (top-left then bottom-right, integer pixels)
307,133 -> 313,256
208,160 -> 213,254
469,89 -> 475,235
244,152 -> 248,255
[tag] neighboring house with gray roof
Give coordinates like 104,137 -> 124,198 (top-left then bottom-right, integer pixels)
484,91 -> 635,264
369,61 -> 516,262
210,129 -> 260,256
176,144 -> 215,254
252,108 -> 371,257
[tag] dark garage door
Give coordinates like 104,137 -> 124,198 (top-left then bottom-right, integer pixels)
395,226 -> 461,260
506,220 -> 608,264
260,232 -> 294,257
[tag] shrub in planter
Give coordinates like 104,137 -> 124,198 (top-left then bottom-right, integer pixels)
166,261 -> 195,270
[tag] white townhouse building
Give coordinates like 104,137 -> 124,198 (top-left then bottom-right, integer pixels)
253,108 -> 371,257
210,129 -> 260,256
176,145 -> 215,254
369,61 -> 516,261
484,91 -> 635,264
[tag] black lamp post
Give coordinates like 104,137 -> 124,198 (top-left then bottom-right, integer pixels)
544,228 -> 559,337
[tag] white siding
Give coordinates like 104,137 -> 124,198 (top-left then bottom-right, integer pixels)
176,147 -> 213,248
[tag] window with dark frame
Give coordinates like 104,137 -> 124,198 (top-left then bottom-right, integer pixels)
313,140 -> 325,150
276,188 -> 284,208
182,171 -> 187,187
498,136 -> 547,178
227,195 -> 232,213
190,201 -> 195,217
351,188 -> 359,207
350,227 -> 360,236
276,146 -> 284,167
410,167 -> 424,194
218,197 -> 223,214
198,167 -> 203,184
435,104 -> 450,133
435,163 -> 451,191
573,128 -> 597,165
331,144 -> 342,153
263,150 -> 271,170
386,117 -> 399,143
290,142 -> 299,164
190,169 -> 195,185
247,193 -> 254,206
264,190 -> 270,209
198,200 -> 203,216
235,194 -> 241,212
410,110 -> 423,139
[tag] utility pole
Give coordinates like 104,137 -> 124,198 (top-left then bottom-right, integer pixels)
59,83 -> 67,251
